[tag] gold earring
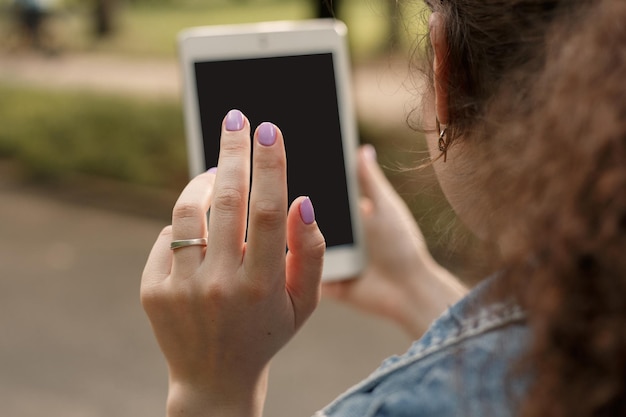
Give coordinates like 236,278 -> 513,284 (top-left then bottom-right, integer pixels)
436,118 -> 449,162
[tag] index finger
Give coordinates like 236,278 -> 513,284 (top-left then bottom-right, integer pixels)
205,109 -> 252,271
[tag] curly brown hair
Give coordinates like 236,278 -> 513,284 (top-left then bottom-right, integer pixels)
475,0 -> 626,415
420,0 -> 593,148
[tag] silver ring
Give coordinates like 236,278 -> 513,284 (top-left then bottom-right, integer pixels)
170,238 -> 208,250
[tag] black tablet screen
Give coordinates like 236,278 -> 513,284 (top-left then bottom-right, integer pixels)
194,53 -> 354,248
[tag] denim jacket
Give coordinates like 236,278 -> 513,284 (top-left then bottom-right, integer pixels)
314,281 -> 529,417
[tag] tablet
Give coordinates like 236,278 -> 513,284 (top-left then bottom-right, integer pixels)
178,19 -> 365,281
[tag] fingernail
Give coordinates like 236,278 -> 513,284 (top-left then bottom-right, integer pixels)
299,197 -> 315,225
225,109 -> 244,131
257,122 -> 277,146
207,167 -> 217,174
363,144 -> 377,161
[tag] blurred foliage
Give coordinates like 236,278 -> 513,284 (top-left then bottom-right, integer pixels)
0,83 -> 475,273
0,0 -> 429,187
0,83 -> 188,188
0,0 -> 428,60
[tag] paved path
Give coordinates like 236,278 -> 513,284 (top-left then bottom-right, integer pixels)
0,53 -> 419,416
0,177 -> 410,417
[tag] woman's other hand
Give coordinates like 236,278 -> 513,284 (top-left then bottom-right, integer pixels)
323,145 -> 467,339
140,110 -> 326,417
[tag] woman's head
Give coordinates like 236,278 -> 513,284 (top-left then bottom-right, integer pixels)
478,3 -> 626,251
417,0 -> 594,237
422,0 -> 591,140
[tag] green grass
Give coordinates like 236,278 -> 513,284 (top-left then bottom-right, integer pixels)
0,83 -> 188,188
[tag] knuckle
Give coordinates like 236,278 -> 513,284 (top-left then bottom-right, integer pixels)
241,281 -> 273,304
140,281 -> 196,313
140,283 -> 166,312
201,281 -> 227,305
220,136 -> 249,154
309,234 -> 327,261
213,186 -> 245,211
251,199 -> 286,229
255,153 -> 286,173
172,201 -> 204,222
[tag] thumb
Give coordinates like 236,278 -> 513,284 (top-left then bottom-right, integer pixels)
358,144 -> 398,210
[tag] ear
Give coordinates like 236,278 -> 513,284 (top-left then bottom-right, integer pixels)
429,12 -> 449,125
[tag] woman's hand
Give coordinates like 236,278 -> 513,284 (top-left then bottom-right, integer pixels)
140,110 -> 326,417
323,145 -> 467,339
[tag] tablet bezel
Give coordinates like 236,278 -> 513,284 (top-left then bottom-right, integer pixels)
178,19 -> 365,281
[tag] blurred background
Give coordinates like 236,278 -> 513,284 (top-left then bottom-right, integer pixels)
0,0 -> 478,415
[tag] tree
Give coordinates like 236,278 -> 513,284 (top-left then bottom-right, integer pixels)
93,0 -> 116,38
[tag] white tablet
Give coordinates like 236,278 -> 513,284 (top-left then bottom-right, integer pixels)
178,19 -> 365,281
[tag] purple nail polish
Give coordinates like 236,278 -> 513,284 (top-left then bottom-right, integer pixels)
225,109 -> 244,131
257,122 -> 277,146
299,197 -> 315,225
207,167 -> 217,174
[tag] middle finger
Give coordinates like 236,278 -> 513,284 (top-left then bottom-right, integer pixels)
244,122 -> 288,284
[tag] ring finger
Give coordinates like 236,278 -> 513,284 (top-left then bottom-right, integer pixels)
170,170 -> 216,278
